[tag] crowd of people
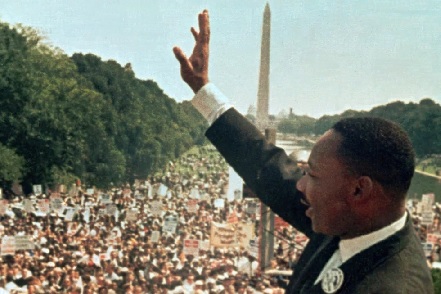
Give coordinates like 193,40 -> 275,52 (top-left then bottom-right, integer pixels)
0,145 -> 439,293
0,146 -> 300,294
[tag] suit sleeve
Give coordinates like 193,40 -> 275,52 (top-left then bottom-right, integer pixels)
206,108 -> 314,237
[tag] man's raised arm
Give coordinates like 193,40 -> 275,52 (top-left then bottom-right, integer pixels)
172,10 -> 310,237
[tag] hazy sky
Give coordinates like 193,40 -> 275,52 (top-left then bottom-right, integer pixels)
1,0 -> 440,118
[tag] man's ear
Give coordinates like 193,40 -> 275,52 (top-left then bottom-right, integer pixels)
353,176 -> 374,200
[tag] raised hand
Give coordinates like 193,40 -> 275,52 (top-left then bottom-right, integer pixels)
173,10 -> 210,93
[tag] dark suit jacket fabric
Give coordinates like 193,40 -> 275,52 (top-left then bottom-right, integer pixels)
206,108 -> 434,293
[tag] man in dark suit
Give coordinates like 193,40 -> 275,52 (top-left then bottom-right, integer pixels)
173,10 -> 434,293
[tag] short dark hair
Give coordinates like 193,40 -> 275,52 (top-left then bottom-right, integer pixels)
332,117 -> 415,198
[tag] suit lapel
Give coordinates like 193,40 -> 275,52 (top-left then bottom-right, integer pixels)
305,219 -> 412,294
288,236 -> 339,293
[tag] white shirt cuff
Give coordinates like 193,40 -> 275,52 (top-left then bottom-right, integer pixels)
191,83 -> 232,125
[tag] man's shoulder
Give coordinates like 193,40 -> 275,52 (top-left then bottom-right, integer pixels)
354,240 -> 434,293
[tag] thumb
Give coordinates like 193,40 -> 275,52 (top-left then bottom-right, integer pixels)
173,47 -> 191,70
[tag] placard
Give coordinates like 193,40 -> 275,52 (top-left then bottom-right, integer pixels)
422,193 -> 435,212
64,207 -> 76,221
23,199 -> 33,213
150,201 -> 163,216
183,239 -> 199,257
126,209 -> 138,222
151,231 -> 160,243
33,185 -> 42,195
101,194 -> 112,204
214,198 -> 225,209
210,222 -> 254,248
38,199 -> 50,215
1,236 -> 16,256
162,215 -> 178,234
15,235 -> 35,250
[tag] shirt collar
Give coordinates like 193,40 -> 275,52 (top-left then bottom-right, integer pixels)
339,211 -> 407,263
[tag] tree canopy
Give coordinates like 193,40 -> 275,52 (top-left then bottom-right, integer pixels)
0,21 -> 206,192
278,99 -> 441,158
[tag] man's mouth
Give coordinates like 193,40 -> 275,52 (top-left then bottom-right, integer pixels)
300,196 -> 313,218
300,196 -> 310,207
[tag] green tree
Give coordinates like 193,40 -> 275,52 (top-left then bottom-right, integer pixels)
0,143 -> 24,182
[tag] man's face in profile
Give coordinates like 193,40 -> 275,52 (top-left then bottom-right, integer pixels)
296,130 -> 357,236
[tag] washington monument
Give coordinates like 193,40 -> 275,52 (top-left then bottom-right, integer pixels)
256,3 -> 271,131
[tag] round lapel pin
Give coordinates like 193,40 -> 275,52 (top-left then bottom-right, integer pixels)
321,268 -> 344,293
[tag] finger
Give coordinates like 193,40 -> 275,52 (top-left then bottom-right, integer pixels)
191,27 -> 199,41
173,47 -> 191,69
198,10 -> 210,43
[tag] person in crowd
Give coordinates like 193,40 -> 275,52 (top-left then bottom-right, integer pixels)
173,9 -> 434,293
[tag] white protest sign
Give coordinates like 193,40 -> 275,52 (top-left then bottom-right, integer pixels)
38,199 -> 50,215
23,199 -> 33,213
151,231 -> 160,243
100,194 -> 112,204
86,188 -> 94,195
236,223 -> 255,248
200,240 -> 210,251
126,209 -> 138,222
421,211 -> 434,226
158,184 -> 168,197
15,235 -> 35,250
33,185 -> 42,195
162,215 -> 178,234
150,201 -> 163,217
183,239 -> 199,257
422,193 -> 435,212
248,238 -> 259,259
50,194 -> 63,212
214,198 -> 225,209
1,236 -> 16,256
64,207 -> 76,222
